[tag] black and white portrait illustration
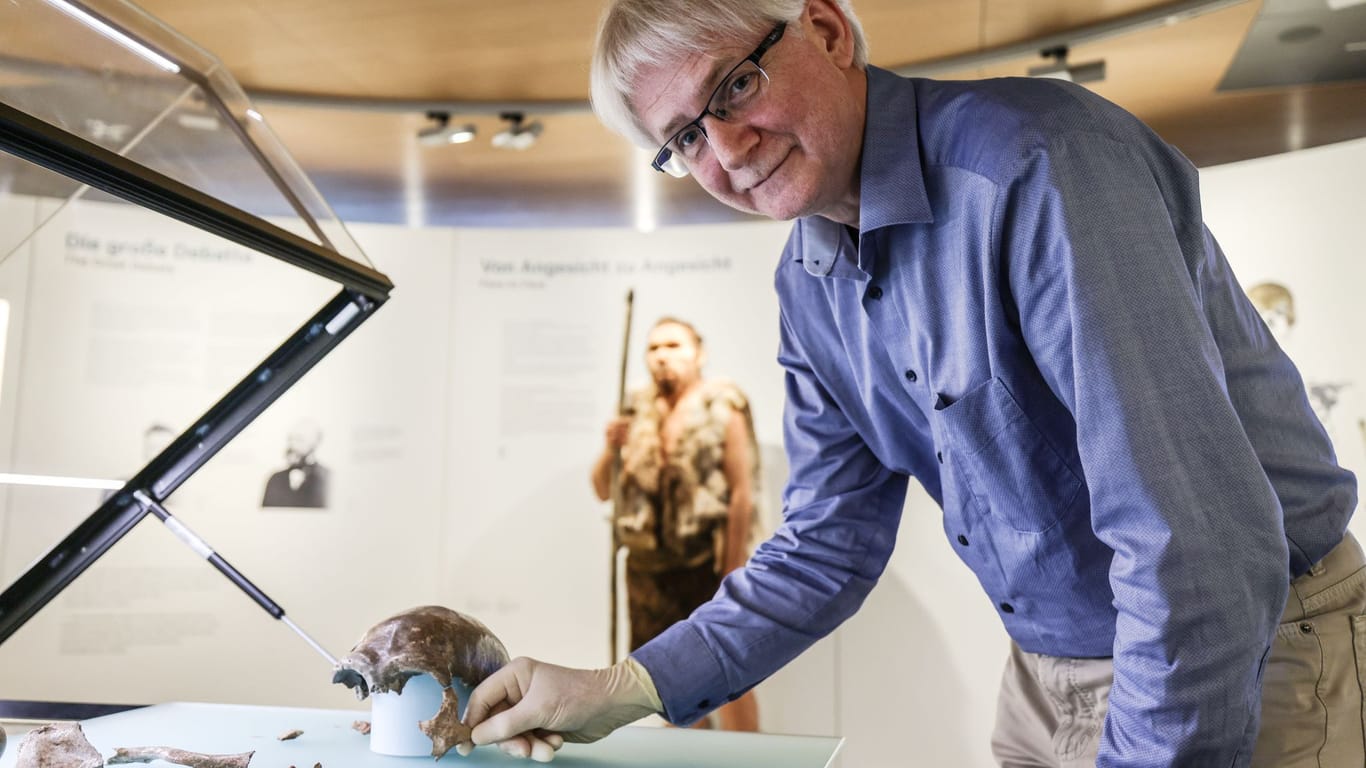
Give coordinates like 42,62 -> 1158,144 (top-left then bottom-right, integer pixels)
261,419 -> 331,509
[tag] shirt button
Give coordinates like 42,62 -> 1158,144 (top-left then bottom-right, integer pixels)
868,285 -> 883,299
937,451 -> 944,464
957,534 -> 969,546
1299,622 -> 1314,634
999,602 -> 1015,614
904,369 -> 917,382
698,699 -> 710,708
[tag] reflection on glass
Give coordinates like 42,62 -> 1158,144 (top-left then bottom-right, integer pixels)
0,151 -> 339,489
0,0 -> 393,712
42,0 -> 180,73
0,0 -> 372,266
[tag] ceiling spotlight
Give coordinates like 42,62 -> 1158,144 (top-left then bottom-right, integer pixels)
491,112 -> 543,150
417,111 -> 476,147
1028,45 -> 1106,85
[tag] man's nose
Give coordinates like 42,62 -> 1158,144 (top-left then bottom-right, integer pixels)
703,116 -> 757,172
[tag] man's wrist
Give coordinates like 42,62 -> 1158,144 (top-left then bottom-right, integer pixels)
622,657 -> 663,713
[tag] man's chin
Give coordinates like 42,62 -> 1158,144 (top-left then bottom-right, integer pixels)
764,202 -> 808,221
710,195 -> 762,219
755,193 -> 816,222
712,192 -> 805,222
746,175 -> 819,221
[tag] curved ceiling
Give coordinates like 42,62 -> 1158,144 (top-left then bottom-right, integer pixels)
130,0 -> 1366,227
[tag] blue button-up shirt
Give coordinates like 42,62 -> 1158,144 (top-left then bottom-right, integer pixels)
633,66 -> 1356,766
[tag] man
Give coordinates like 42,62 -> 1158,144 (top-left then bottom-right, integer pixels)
261,419 -> 330,508
459,1 -> 1361,765
590,316 -> 760,732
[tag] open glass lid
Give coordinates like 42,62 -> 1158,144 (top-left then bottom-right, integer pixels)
0,0 -> 394,705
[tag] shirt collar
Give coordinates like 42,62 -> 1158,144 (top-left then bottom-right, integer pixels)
799,222 -> 860,278
858,66 -> 934,232
793,66 -> 933,278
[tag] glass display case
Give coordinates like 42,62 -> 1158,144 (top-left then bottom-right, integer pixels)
0,0 -> 393,711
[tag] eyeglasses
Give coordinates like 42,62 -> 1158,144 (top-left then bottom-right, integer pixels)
650,22 -> 787,178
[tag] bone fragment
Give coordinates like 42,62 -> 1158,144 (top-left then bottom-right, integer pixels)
107,746 -> 254,768
14,722 -> 102,768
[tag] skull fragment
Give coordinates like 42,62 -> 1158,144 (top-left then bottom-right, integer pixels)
14,722 -> 103,768
332,606 -> 509,759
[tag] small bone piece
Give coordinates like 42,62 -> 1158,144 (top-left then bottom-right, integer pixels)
15,722 -> 103,768
351,721 -> 371,735
277,730 -> 304,741
333,606 -> 510,759
107,746 -> 254,768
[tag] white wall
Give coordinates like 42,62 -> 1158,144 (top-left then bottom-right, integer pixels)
0,135 -> 1361,767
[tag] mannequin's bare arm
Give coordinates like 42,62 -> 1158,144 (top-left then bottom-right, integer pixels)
721,409 -> 755,575
591,418 -> 629,501
591,445 -> 614,501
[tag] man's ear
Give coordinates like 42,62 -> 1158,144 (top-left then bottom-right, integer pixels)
805,0 -> 856,69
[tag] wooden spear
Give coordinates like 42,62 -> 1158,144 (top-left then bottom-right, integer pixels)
609,288 -> 634,664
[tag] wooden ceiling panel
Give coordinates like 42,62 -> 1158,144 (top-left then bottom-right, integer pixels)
266,0 -> 602,100
68,0 -> 1366,226
137,2 -> 306,79
1068,2 -> 1259,122
981,0 -> 1178,47
963,1 -> 1258,107
1149,82 -> 1366,166
137,0 -> 607,100
2,3 -> 187,77
856,0 -> 983,67
944,1 -> 1366,167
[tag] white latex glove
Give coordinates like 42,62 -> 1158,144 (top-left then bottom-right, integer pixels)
459,656 -> 663,762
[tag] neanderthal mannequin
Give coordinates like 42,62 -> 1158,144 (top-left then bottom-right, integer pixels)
591,317 -> 762,731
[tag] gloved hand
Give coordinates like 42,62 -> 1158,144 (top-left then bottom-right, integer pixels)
458,656 -> 663,762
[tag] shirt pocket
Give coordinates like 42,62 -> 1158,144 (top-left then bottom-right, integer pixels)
933,377 -> 1083,533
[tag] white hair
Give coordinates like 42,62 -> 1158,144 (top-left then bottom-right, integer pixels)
590,0 -> 868,149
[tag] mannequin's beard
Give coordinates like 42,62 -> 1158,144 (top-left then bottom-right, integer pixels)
654,364 -> 699,398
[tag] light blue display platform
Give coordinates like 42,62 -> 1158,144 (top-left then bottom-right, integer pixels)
0,702 -> 843,767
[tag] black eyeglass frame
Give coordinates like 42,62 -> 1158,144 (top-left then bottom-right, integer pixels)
650,21 -> 788,175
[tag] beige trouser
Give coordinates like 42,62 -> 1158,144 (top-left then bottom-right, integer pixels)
991,532 -> 1366,767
